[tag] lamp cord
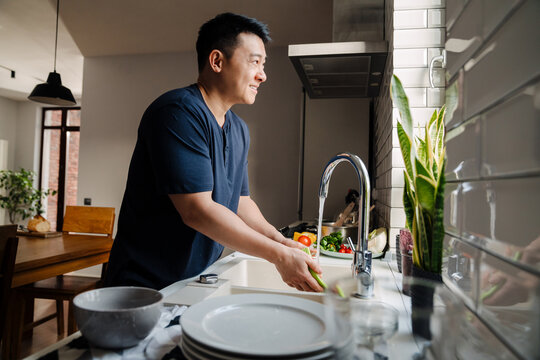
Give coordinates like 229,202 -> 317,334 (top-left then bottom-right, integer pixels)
54,0 -> 59,72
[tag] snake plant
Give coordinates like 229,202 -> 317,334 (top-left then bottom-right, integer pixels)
390,75 -> 446,274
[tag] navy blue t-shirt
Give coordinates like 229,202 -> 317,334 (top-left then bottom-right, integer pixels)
105,84 -> 250,290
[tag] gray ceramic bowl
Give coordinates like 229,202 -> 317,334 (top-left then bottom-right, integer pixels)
73,286 -> 163,349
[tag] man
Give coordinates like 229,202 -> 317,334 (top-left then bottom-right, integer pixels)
104,13 -> 323,292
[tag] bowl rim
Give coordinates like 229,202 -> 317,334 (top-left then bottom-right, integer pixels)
73,286 -> 163,313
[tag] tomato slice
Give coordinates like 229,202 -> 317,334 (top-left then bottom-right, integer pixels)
297,235 -> 312,247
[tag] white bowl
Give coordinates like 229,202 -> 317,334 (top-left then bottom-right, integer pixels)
73,286 -> 163,349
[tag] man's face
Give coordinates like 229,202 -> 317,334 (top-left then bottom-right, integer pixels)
221,32 -> 267,105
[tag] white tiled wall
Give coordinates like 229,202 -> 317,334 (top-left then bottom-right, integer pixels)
373,0 -> 446,251
443,0 -> 540,358
374,2 -> 540,355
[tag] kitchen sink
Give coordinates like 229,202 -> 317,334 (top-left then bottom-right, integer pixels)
220,258 -> 351,303
162,254 -> 387,306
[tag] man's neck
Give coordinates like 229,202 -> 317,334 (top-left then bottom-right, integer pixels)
197,80 -> 229,127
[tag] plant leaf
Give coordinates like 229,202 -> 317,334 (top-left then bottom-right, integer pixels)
430,159 -> 446,273
397,122 -> 414,181
390,75 -> 414,140
435,106 -> 446,163
416,137 -> 427,165
413,204 -> 430,269
416,174 -> 436,213
415,158 -> 432,181
424,125 -> 434,172
403,172 -> 415,231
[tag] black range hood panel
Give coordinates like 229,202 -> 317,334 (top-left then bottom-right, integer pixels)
288,41 -> 388,99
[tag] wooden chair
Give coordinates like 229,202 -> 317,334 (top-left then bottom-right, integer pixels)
0,225 -> 19,345
18,206 -> 115,336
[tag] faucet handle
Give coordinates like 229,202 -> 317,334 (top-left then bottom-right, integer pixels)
363,250 -> 372,275
346,236 -> 355,250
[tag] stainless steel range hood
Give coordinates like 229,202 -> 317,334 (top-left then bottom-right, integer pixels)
288,0 -> 388,99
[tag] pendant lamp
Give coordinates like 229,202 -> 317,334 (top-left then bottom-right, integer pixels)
28,0 -> 76,106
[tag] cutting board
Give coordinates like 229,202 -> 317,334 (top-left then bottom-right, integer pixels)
17,230 -> 62,238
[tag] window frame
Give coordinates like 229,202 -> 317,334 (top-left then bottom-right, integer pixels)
39,106 -> 81,231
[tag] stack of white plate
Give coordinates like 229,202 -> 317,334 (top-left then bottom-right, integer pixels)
180,293 -> 353,360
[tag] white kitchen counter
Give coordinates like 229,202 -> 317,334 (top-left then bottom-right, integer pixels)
25,251 -> 426,359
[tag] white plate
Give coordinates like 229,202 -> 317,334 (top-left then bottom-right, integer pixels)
320,248 -> 383,259
180,293 -> 332,357
182,333 -> 335,360
320,248 -> 353,259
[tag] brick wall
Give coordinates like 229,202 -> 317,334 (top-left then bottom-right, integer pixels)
373,0 -> 446,249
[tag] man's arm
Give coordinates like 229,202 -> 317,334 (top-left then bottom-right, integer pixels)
237,195 -> 304,250
169,192 -> 323,292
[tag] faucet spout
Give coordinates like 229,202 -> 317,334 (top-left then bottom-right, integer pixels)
318,153 -> 373,297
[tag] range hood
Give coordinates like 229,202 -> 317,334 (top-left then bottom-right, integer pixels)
288,0 -> 388,99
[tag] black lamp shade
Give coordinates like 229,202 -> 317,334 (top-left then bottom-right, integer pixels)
28,71 -> 77,106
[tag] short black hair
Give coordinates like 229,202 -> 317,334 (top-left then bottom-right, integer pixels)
196,13 -> 271,72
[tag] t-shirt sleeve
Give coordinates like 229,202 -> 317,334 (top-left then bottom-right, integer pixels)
145,103 -> 214,195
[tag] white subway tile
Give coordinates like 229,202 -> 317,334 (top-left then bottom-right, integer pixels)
443,182 -> 461,236
392,128 -> 399,147
392,168 -> 405,187
427,48 -> 443,62
389,228 -> 400,248
394,68 -> 444,87
394,28 -> 445,48
445,71 -> 465,128
456,308 -> 522,360
479,252 -> 540,359
401,87 -> 427,107
463,1 -> 540,119
413,107 -> 440,127
427,87 -> 445,106
391,187 -> 404,207
428,9 -> 446,27
394,10 -> 427,29
461,177 -> 540,269
445,0 -> 483,79
393,49 -> 428,68
445,116 -> 481,181
482,0 -> 523,40
442,235 -> 478,309
391,148 -> 405,167
390,207 -> 406,228
394,0 -> 445,10
481,81 -> 540,176
446,0 -> 468,31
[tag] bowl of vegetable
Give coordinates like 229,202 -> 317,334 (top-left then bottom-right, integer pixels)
319,231 -> 354,258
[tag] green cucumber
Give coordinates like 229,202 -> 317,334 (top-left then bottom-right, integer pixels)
481,278 -> 506,301
301,247 -> 345,298
302,247 -> 327,289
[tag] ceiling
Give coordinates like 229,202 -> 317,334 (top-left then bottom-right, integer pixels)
0,0 -> 333,102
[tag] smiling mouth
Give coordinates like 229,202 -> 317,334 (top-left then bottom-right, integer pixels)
249,85 -> 258,93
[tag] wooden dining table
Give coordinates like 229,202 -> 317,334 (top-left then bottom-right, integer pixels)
12,234 -> 113,288
2,233 -> 114,359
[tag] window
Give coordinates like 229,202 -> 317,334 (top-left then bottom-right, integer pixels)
39,107 -> 81,231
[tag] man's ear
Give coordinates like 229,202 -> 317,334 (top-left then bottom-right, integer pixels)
208,50 -> 224,73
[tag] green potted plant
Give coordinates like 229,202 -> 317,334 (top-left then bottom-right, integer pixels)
0,168 -> 55,225
390,74 -> 446,339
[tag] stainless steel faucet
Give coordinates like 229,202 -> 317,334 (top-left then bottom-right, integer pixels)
319,152 -> 373,298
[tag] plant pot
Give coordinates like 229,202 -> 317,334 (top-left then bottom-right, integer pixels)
410,265 -> 442,340
401,251 -> 413,295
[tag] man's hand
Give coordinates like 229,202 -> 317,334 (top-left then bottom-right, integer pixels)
273,247 -> 324,292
